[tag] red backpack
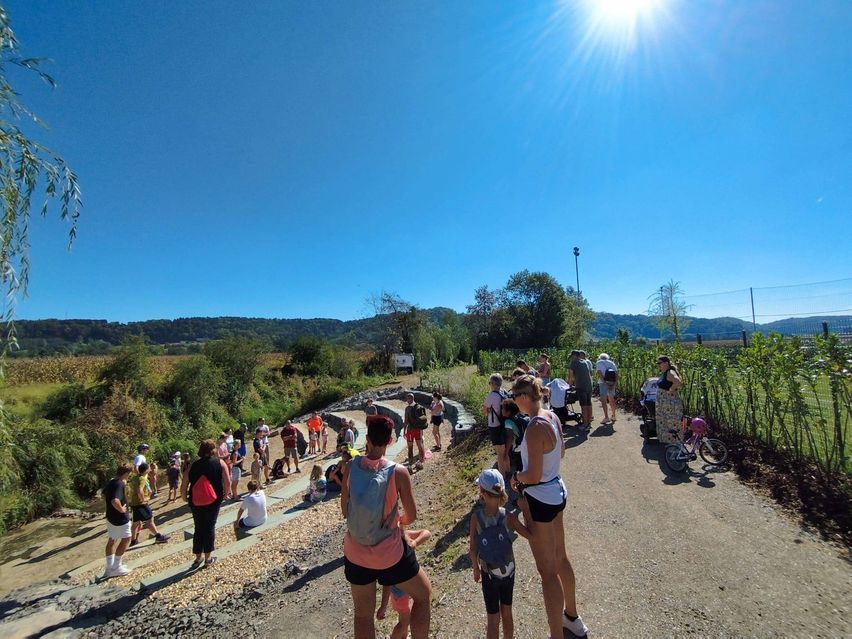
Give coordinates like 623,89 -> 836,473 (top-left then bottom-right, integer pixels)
191,474 -> 218,506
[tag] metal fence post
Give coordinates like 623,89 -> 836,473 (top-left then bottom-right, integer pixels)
750,287 -> 757,332
741,330 -> 748,348
697,334 -> 702,345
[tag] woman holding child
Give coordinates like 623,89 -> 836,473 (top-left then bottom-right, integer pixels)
509,374 -> 588,639
341,415 -> 432,639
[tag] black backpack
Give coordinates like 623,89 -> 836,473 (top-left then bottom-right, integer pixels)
513,413 -> 530,445
604,368 -> 618,383
488,390 -> 508,426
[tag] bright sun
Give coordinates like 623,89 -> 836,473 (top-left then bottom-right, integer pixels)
595,0 -> 662,22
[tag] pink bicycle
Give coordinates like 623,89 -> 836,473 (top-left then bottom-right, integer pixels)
663,417 -> 728,473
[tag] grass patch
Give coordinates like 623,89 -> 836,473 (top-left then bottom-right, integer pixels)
0,383 -> 64,418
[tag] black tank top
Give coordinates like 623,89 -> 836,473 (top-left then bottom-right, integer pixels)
658,369 -> 674,391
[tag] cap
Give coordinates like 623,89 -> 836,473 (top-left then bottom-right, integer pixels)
476,469 -> 505,495
172,450 -> 181,457
138,443 -> 150,451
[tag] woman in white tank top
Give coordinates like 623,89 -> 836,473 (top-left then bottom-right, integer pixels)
509,375 -> 588,639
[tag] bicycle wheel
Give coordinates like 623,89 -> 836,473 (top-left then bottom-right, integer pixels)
699,438 -> 728,465
664,445 -> 687,472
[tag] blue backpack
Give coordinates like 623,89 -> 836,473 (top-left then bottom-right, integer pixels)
475,507 -> 514,578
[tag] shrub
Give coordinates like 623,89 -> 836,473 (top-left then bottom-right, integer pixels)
98,335 -> 154,398
161,356 -> 223,427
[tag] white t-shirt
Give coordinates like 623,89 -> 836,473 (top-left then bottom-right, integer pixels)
132,454 -> 147,468
241,491 -> 267,528
596,359 -> 617,380
343,429 -> 355,446
546,379 -> 570,408
485,390 -> 504,429
259,424 -> 270,447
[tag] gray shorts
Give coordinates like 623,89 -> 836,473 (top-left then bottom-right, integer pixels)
283,447 -> 298,460
599,382 -> 616,398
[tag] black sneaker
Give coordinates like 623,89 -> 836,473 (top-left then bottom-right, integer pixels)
154,534 -> 170,544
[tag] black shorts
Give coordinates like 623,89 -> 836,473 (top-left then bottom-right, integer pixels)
524,492 -> 566,523
481,572 -> 515,614
168,477 -> 179,490
344,541 -> 420,587
132,505 -> 153,523
488,427 -> 506,446
431,415 -> 443,426
575,389 -> 592,407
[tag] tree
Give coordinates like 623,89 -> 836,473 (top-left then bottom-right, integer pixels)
203,337 -> 265,415
0,8 -> 81,352
648,280 -> 692,342
498,270 -> 568,347
0,5 -> 81,500
366,292 -> 426,369
289,335 -> 334,376
98,335 -> 153,398
561,286 -> 596,347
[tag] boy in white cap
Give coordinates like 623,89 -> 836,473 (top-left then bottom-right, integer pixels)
469,469 -> 531,639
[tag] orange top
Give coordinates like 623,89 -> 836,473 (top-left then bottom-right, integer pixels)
307,416 -> 322,432
343,456 -> 404,570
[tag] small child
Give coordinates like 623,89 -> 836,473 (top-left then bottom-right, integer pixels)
148,462 -> 159,499
304,464 -> 327,503
250,452 -> 262,485
166,454 -> 181,503
376,528 -> 432,639
501,399 -> 528,474
469,469 -> 530,639
320,421 -> 329,454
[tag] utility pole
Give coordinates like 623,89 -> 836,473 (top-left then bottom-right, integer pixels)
573,246 -> 581,300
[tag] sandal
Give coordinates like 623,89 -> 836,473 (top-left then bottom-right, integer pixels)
190,559 -> 204,570
204,557 -> 218,567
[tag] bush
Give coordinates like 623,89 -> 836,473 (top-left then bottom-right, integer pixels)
98,335 -> 154,398
161,356 -> 223,427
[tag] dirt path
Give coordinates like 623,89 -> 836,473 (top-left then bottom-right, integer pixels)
256,403 -> 851,638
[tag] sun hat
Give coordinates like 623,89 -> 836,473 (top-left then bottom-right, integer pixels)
476,468 -> 505,495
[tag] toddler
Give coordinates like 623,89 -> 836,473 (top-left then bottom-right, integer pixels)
376,528 -> 432,639
250,452 -> 262,485
304,464 -> 327,503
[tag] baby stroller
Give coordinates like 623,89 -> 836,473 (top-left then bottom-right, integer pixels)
547,378 -> 583,429
639,377 -> 659,441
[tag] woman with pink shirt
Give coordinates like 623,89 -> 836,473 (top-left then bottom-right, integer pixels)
342,415 -> 432,639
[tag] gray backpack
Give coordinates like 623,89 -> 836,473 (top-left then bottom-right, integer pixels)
475,507 -> 515,578
347,459 -> 398,546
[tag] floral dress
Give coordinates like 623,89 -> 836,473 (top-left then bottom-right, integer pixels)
655,371 -> 683,446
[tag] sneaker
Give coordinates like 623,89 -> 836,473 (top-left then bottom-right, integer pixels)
295,468 -> 301,473
129,538 -> 139,547
154,534 -> 170,544
562,613 -> 588,638
105,564 -> 131,578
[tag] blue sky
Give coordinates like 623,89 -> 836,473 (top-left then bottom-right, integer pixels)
7,0 -> 852,322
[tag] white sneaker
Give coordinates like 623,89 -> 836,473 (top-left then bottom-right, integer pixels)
562,613 -> 588,637
105,564 -> 131,578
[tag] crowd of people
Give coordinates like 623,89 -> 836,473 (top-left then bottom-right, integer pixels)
99,362 -> 690,639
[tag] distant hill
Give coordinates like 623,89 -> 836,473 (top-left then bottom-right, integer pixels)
11,310 -> 850,356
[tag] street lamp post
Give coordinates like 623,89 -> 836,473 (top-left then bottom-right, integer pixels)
572,246 -> 581,299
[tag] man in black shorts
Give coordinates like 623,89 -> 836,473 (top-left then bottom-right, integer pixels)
568,350 -> 593,428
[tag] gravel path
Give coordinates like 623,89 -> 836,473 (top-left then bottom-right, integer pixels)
254,403 -> 851,638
